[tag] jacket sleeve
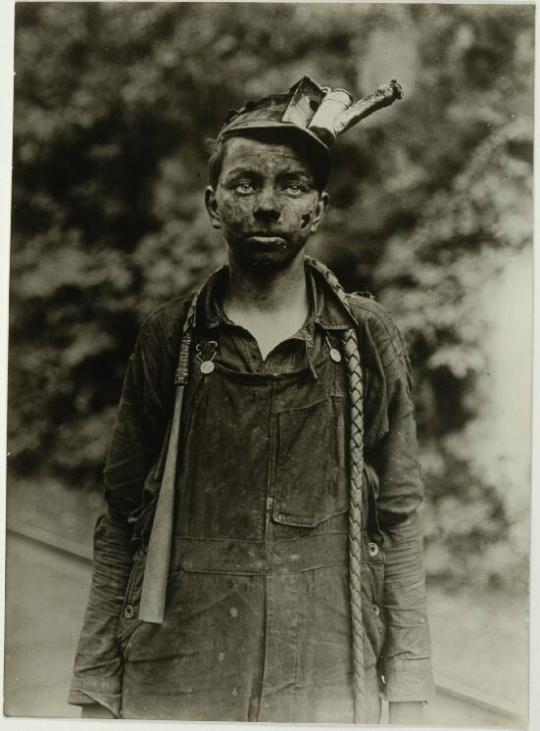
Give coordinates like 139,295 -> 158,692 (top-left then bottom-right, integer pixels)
365,308 -> 435,703
68,312 -> 174,716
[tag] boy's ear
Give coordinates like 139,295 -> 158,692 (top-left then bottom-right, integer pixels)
309,191 -> 329,233
205,186 -> 222,230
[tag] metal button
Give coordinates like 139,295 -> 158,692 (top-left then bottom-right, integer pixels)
368,542 -> 379,557
329,347 -> 342,363
373,605 -> 380,617
124,604 -> 135,619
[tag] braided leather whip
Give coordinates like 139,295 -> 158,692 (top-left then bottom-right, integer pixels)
306,257 -> 366,723
342,327 -> 367,723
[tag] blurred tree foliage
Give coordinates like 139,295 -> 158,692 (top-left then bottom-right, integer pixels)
9,3 -> 533,590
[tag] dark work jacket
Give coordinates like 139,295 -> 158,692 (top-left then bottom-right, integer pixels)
68,263 -> 434,719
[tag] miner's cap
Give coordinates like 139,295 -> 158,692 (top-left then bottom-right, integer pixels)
217,76 -> 404,158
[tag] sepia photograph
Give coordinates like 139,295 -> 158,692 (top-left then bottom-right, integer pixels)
3,1 -> 535,728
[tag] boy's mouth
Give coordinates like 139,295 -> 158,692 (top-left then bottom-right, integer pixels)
245,235 -> 287,249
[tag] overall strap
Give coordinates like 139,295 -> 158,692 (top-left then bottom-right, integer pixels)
305,256 -> 367,724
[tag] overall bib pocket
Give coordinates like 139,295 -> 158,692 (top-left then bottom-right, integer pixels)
272,389 -> 347,527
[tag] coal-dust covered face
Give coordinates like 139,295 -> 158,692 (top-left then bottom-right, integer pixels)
205,135 -> 329,272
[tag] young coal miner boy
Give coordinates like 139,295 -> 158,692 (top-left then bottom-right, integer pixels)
69,77 -> 434,724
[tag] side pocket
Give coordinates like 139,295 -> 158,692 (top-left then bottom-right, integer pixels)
363,463 -> 382,537
117,550 -> 145,653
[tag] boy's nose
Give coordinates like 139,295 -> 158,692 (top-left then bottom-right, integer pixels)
254,187 -> 280,222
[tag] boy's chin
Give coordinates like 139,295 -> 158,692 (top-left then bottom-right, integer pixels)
228,241 -> 305,273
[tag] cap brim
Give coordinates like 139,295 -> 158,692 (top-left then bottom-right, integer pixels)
219,120 -> 330,158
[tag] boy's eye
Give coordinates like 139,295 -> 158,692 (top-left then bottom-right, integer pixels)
235,181 -> 255,195
283,182 -> 308,195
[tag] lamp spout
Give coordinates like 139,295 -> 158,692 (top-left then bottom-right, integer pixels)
333,80 -> 404,137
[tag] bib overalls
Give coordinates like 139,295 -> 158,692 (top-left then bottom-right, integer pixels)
117,323 -> 385,722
